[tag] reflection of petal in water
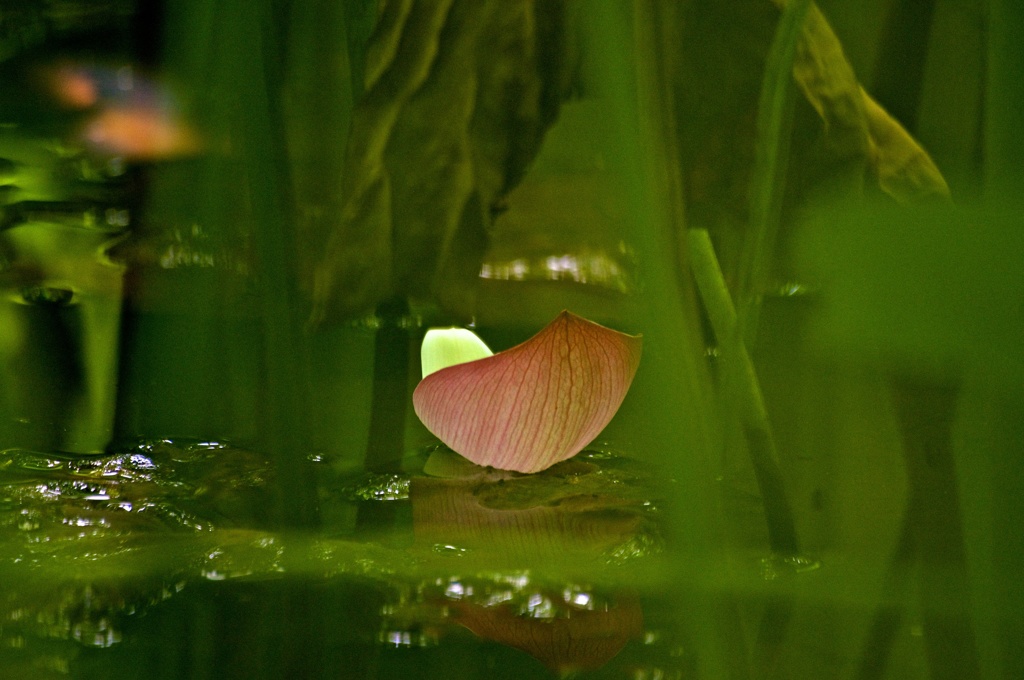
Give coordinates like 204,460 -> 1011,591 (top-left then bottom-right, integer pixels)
379,571 -> 646,675
449,590 -> 644,675
411,475 -> 643,565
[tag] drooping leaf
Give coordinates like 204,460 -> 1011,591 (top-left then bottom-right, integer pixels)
779,0 -> 950,203
859,87 -> 950,203
412,311 -> 642,473
785,2 -> 871,165
311,0 -> 575,324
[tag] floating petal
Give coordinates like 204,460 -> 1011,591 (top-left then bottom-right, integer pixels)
412,311 -> 642,473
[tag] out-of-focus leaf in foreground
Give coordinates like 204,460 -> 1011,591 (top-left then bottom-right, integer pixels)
795,200 -> 1023,383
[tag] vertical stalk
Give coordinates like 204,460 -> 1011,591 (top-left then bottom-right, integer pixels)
689,229 -> 798,555
982,3 -> 1024,676
985,0 -> 1024,193
364,297 -> 411,471
675,0 -> 806,563
355,297 -> 411,534
594,2 -> 746,677
855,507 -> 915,680
734,0 -> 808,344
233,1 -> 319,529
890,378 -> 981,680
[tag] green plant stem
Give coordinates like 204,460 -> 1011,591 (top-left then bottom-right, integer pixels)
703,0 -> 810,556
735,0 -> 809,346
364,297 -> 411,471
985,0 -> 1024,192
592,2 -> 742,678
354,297 -> 411,535
688,231 -> 773,437
985,5 -> 1024,677
234,0 -> 319,529
688,229 -> 799,555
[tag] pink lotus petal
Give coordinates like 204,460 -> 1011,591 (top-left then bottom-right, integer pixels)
412,311 -> 642,473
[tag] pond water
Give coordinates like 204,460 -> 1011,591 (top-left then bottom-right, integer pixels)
0,441 -> 690,679
0,396 -> 934,680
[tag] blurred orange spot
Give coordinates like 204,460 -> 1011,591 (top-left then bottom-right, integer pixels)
44,64 -> 99,109
81,107 -> 202,160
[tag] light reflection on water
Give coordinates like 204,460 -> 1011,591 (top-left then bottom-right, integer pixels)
0,440 -> 681,677
479,250 -> 633,293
